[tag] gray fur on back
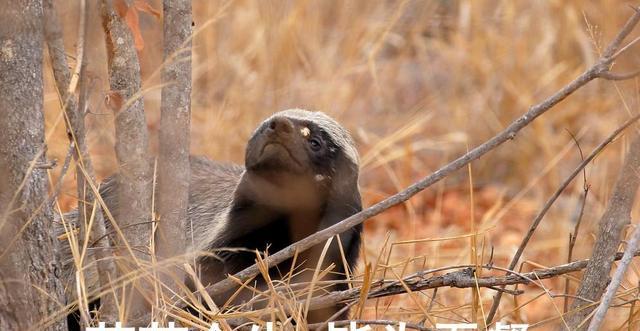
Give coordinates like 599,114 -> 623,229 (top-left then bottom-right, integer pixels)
55,156 -> 243,299
185,156 -> 243,254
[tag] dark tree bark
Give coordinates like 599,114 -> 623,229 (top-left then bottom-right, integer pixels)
44,0 -> 117,322
100,0 -> 152,324
565,131 -> 640,330
0,0 -> 68,329
156,0 -> 192,297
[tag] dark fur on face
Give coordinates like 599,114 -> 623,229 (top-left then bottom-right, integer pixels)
196,109 -> 363,323
242,113 -> 356,213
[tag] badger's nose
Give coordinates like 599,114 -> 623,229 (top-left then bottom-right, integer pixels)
266,116 -> 293,135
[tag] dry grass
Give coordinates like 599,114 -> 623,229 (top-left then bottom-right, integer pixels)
43,0 -> 640,329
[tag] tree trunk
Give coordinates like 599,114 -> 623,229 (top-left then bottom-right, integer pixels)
565,131 -> 640,330
156,0 -> 192,305
0,1 -> 68,329
44,0 -> 118,322
100,0 -> 152,324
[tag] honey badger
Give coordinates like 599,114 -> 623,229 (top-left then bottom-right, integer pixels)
59,109 -> 362,323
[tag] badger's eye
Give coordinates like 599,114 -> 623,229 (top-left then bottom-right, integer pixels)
309,138 -> 322,152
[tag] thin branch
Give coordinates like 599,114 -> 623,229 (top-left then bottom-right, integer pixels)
610,35 -> 640,60
599,69 -> 640,81
564,183 -> 589,313
588,224 -> 640,331
602,9 -> 640,59
488,286 -> 524,296
303,252 -> 640,313
563,130 -> 590,314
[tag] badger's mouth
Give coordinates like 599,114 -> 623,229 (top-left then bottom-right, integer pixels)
253,141 -> 303,171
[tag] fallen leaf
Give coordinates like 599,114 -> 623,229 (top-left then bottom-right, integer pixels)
113,0 -> 161,52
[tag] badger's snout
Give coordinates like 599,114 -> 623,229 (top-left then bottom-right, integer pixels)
265,116 -> 294,137
246,115 -> 306,173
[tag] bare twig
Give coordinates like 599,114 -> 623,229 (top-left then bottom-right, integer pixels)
602,10 -> 640,59
588,224 -> 640,331
35,159 -> 58,169
563,130 -> 590,314
609,35 -> 640,60
303,252 -> 640,313
599,69 -> 640,81
564,181 -> 589,313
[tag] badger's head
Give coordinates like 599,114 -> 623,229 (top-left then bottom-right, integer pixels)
244,109 -> 360,212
